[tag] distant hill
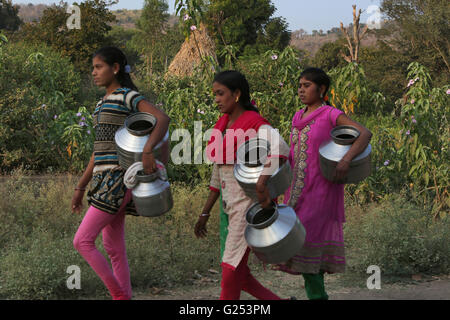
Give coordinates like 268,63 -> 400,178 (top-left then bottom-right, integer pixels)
17,4 -> 177,29
290,27 -> 378,57
17,3 -> 48,23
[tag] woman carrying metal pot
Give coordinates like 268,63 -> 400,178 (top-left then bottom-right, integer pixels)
194,70 -> 290,300
71,46 -> 170,300
276,67 -> 372,299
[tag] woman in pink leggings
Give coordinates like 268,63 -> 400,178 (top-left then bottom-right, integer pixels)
71,47 -> 170,300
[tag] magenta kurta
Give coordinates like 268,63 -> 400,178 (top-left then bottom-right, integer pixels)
279,105 -> 346,274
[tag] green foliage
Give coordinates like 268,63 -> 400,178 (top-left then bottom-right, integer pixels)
175,0 -> 206,38
0,41 -> 81,172
132,0 -> 170,76
19,0 -> 117,73
328,62 -> 384,115
312,39 -> 347,71
51,107 -> 95,172
0,174 -> 220,299
359,42 -> 410,109
380,0 -> 450,85
346,63 -> 449,217
205,0 -> 291,57
0,0 -> 22,31
345,193 -> 450,276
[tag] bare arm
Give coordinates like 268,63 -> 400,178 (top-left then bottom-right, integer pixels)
194,189 -> 220,238
72,153 -> 95,214
334,114 -> 372,182
137,100 -> 171,173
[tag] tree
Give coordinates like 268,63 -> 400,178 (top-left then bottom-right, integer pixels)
206,0 -> 291,57
0,0 -> 22,31
340,5 -> 369,63
380,0 -> 450,83
133,0 -> 170,76
19,0 -> 117,74
312,39 -> 347,71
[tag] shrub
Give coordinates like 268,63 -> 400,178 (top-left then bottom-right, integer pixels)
0,41 -> 81,172
0,174 -> 220,299
345,193 -> 450,277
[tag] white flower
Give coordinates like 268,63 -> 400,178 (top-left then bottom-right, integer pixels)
190,25 -> 197,31
271,55 -> 278,60
183,14 -> 191,21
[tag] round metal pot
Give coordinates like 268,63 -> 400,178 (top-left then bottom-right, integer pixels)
115,112 -> 169,169
244,202 -> 306,264
234,138 -> 292,201
319,125 -> 372,184
132,168 -> 173,217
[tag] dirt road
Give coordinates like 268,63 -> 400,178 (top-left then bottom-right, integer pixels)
133,270 -> 450,300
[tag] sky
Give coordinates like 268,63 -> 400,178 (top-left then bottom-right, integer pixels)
16,0 -> 383,33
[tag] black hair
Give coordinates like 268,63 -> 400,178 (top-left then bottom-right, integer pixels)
299,67 -> 331,96
93,46 -> 138,91
213,70 -> 259,113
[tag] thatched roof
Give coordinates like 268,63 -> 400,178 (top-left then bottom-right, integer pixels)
167,23 -> 217,78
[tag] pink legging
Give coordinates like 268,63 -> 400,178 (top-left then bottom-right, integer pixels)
73,190 -> 132,300
220,248 -> 281,300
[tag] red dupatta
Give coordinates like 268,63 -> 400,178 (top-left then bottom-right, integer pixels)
206,111 -> 270,164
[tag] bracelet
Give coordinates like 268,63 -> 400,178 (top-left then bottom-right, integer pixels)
75,187 -> 86,191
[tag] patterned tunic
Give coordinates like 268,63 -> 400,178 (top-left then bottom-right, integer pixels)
279,105 -> 346,274
210,125 -> 290,270
87,88 -> 145,215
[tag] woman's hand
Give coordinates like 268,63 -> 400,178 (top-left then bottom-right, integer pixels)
142,151 -> 157,174
71,190 -> 85,214
194,215 -> 209,238
333,159 -> 350,183
256,180 -> 272,209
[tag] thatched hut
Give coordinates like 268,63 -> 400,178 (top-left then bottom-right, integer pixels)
166,23 -> 217,78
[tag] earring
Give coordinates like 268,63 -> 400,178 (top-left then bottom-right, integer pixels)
235,97 -> 239,103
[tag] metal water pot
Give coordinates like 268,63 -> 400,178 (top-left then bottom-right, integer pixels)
115,112 -> 169,169
132,167 -> 173,217
319,125 -> 372,184
245,202 -> 306,264
234,138 -> 292,201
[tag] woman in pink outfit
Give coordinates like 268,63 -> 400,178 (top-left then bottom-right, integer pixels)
277,67 -> 372,300
71,47 -> 170,300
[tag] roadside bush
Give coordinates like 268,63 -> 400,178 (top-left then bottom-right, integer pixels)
0,41 -> 81,172
345,193 -> 450,276
0,174 -> 220,299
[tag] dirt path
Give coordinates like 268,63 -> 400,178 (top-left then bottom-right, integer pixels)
133,270 -> 450,300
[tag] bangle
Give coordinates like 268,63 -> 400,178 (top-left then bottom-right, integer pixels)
75,187 -> 86,191
199,213 -> 210,217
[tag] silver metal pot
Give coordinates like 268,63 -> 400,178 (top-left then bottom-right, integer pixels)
132,168 -> 173,217
245,202 -> 306,264
234,138 -> 292,200
319,125 -> 372,184
115,112 -> 169,169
